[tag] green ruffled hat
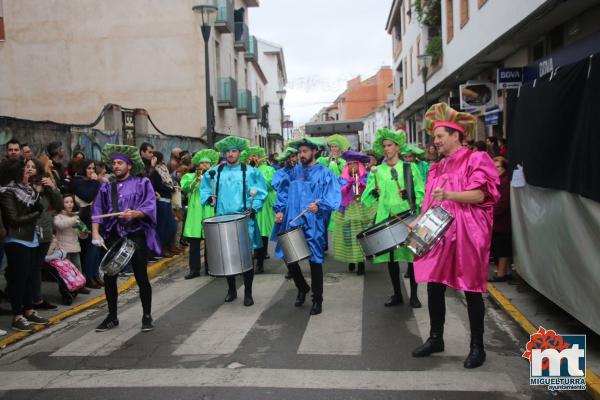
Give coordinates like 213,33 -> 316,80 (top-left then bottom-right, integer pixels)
373,128 -> 406,158
240,146 -> 266,163
289,137 -> 326,151
327,134 -> 351,151
215,135 -> 250,153
102,143 -> 146,176
276,146 -> 298,162
400,144 -> 425,157
191,149 -> 220,165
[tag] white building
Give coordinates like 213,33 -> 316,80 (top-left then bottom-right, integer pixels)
0,0 -> 289,147
386,0 -> 600,145
360,95 -> 394,150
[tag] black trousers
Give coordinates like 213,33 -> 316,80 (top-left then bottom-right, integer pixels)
226,270 -> 254,295
386,252 -> 418,298
4,243 -> 40,316
188,237 -> 202,274
255,236 -> 269,269
427,282 -> 485,344
30,241 -> 51,304
288,261 -> 323,303
103,233 -> 152,318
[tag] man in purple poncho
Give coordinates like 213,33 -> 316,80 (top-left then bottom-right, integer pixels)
91,144 -> 159,333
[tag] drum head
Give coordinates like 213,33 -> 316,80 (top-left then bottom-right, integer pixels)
100,238 -> 136,276
204,214 -> 246,224
277,226 -> 301,237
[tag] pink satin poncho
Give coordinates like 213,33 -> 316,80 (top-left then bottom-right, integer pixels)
414,147 -> 500,293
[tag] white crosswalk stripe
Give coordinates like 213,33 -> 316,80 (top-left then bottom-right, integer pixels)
51,278 -> 213,357
172,274 -> 284,356
298,273 -> 363,355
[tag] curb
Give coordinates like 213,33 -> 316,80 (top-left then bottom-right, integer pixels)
487,283 -> 600,400
0,253 -> 186,349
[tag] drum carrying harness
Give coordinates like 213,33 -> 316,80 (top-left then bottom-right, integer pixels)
214,163 -> 247,212
402,162 -> 417,214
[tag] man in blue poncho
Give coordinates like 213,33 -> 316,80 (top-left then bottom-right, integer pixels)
274,137 -> 341,315
200,136 -> 267,306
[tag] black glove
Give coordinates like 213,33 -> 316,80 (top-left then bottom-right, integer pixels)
246,208 -> 256,219
208,196 -> 216,207
372,189 -> 380,199
401,189 -> 408,200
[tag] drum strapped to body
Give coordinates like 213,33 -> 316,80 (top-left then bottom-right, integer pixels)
356,210 -> 415,258
277,226 -> 312,265
203,214 -> 253,277
100,238 -> 136,276
405,205 -> 454,257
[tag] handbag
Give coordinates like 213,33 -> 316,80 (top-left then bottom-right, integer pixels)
47,258 -> 86,292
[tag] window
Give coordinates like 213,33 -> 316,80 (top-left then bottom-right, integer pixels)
460,0 -> 469,28
478,0 -> 488,8
0,0 -> 5,41
416,35 -> 421,76
401,3 -> 406,34
403,57 -> 408,90
409,46 -> 413,83
446,0 -> 454,43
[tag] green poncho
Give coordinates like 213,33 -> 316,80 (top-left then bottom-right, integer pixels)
181,171 -> 215,238
256,163 -> 276,237
361,162 -> 425,263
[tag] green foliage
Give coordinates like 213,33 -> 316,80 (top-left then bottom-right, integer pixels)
426,36 -> 443,64
414,0 -> 441,28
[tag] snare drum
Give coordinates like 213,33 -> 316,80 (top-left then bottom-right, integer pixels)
277,226 -> 312,264
405,205 -> 454,256
356,211 -> 415,258
203,214 -> 253,276
100,238 -> 136,276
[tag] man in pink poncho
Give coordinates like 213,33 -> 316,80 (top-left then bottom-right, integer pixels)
410,103 -> 500,369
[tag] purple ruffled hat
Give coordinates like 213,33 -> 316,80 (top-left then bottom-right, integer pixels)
341,150 -> 370,164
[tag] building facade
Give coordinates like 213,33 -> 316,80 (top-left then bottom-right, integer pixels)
387,0 -> 600,145
0,0 -> 287,147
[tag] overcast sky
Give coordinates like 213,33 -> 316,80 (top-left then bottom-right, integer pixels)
249,0 -> 394,126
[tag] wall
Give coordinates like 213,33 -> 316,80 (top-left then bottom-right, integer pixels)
0,0 -> 209,138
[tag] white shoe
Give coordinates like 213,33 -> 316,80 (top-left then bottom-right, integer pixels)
0,328 -> 7,336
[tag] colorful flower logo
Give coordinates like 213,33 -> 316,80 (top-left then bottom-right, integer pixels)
522,326 -> 571,371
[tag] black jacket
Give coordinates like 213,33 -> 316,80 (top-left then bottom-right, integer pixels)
0,191 -> 42,242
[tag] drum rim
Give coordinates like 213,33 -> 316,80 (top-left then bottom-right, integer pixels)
356,210 -> 413,239
277,226 -> 303,237
204,213 -> 247,224
100,237 -> 136,275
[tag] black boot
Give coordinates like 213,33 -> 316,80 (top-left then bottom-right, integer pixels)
412,333 -> 445,357
255,264 -> 264,274
348,263 -> 355,272
357,262 -> 365,276
310,301 -> 322,315
464,342 -> 486,368
244,292 -> 254,306
384,294 -> 403,307
295,287 -> 310,307
225,289 -> 237,302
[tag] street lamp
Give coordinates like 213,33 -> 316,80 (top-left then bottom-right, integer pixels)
193,3 -> 218,148
276,89 -> 287,143
417,54 -> 433,145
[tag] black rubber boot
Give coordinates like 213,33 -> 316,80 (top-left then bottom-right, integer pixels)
357,262 -> 365,276
464,342 -> 486,368
412,333 -> 445,357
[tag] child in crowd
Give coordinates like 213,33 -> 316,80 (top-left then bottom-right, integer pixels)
53,194 -> 90,295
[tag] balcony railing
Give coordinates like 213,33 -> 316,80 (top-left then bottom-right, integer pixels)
247,96 -> 260,119
234,22 -> 249,51
244,36 -> 258,62
215,0 -> 234,34
237,89 -> 251,115
217,77 -> 237,109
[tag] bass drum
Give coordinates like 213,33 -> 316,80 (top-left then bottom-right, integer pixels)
203,214 -> 253,277
356,211 -> 415,258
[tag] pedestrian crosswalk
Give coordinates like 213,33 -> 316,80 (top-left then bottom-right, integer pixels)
48,271 -> 476,360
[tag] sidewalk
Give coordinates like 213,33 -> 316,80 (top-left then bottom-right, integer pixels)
487,266 -> 600,399
0,252 -> 189,348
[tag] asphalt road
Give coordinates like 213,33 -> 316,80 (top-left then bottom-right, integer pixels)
0,246 -> 586,399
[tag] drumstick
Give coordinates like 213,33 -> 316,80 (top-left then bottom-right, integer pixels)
92,212 -> 124,220
289,199 -> 321,225
390,211 -> 412,229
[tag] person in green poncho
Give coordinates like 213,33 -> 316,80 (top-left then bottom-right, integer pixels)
401,144 -> 430,185
317,134 -> 351,235
181,149 -> 219,279
361,128 -> 424,308
241,146 -> 275,274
